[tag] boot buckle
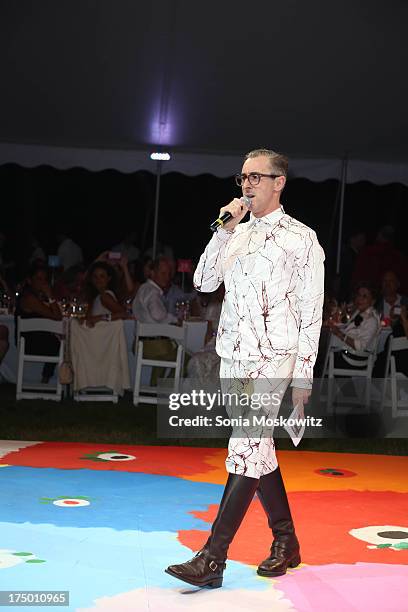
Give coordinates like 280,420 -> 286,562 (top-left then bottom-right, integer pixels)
208,560 -> 218,571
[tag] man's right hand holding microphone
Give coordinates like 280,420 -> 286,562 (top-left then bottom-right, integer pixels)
210,196 -> 252,232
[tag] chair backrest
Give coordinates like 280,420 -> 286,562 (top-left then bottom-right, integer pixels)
385,336 -> 408,376
384,335 -> 408,377
389,336 -> 408,353
330,325 -> 381,357
328,334 -> 366,357
328,329 -> 381,375
135,322 -> 186,344
183,320 -> 208,354
340,351 -> 371,368
18,317 -> 64,337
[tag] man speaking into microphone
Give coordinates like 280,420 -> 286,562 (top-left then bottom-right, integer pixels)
166,148 -> 325,588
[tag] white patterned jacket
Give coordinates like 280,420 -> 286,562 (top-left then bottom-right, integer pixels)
194,207 -> 325,388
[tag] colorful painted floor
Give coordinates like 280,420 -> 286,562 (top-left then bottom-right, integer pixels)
0,441 -> 407,611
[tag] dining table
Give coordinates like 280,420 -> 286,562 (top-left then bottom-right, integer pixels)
0,314 -> 208,388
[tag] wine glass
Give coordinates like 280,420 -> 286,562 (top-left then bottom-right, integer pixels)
77,303 -> 85,318
59,297 -> 68,317
71,296 -> 78,317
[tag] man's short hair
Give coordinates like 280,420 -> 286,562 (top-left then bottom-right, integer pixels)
245,148 -> 289,177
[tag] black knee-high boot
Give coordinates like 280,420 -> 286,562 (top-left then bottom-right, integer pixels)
256,466 -> 301,576
165,473 -> 259,588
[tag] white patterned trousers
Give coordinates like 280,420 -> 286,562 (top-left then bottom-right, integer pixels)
219,354 -> 296,479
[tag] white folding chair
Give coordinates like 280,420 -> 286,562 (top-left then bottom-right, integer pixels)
183,320 -> 208,355
74,387 -> 119,403
133,322 -> 186,405
324,333 -> 379,413
381,336 -> 408,418
16,317 -> 64,401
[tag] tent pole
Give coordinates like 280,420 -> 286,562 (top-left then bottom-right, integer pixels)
152,160 -> 162,260
336,157 -> 348,276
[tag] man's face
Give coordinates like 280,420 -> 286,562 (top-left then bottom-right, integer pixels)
240,155 -> 285,217
152,261 -> 171,289
382,272 -> 399,295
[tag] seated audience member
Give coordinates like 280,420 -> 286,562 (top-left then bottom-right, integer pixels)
372,271 -> 408,376
56,232 -> 84,271
95,252 -> 139,303
326,282 -> 381,369
15,263 -> 62,383
132,257 -> 180,384
54,264 -> 86,301
85,262 -> 129,327
376,270 -> 407,322
187,285 -> 224,383
162,258 -> 198,316
132,257 -> 177,324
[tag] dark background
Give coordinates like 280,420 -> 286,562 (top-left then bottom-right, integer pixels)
1,162 -> 407,282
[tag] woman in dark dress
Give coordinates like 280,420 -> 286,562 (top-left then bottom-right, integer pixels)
15,264 -> 62,383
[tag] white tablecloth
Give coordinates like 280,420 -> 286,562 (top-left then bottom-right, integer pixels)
0,316 -> 208,387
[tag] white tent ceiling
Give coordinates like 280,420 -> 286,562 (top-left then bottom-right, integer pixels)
0,1 -> 407,183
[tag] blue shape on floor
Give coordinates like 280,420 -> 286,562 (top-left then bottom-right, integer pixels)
0,466 -> 222,531
0,466 -> 271,610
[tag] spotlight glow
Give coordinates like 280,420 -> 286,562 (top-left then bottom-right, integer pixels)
150,152 -> 171,161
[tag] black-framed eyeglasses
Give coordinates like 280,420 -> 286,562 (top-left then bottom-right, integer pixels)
234,172 -> 281,187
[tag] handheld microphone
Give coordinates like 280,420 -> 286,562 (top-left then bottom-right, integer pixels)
210,196 -> 252,232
